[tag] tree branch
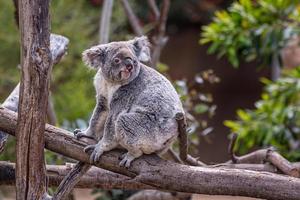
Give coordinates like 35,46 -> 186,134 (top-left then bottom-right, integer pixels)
99,0 -> 114,44
1,108 -> 300,199
121,0 -> 143,36
147,0 -> 160,21
0,161 -> 151,190
228,133 -> 300,177
151,0 -> 170,67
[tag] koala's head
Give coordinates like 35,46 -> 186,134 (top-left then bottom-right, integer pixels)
82,36 -> 150,84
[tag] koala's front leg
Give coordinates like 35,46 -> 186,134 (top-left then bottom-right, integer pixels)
84,116 -> 118,163
74,96 -> 107,140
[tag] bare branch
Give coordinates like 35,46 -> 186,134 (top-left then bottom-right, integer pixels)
228,133 -> 238,163
99,0 -> 114,44
52,162 -> 91,200
228,144 -> 300,177
0,161 -> 152,190
176,112 -> 206,166
151,0 -> 170,67
1,108 -> 300,199
176,113 -> 188,161
121,0 -> 143,36
147,0 -> 160,21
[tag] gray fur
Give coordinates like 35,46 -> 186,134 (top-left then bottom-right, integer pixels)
79,36 -> 183,167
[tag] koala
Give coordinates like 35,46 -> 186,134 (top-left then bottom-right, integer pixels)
74,36 -> 184,168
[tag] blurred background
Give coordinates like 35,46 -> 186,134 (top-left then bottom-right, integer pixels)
1,0 -> 300,199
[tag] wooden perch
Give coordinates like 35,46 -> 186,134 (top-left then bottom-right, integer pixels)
1,108 -> 300,200
0,161 -> 151,190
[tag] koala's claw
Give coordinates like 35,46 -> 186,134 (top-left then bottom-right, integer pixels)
73,129 -> 94,140
85,145 -> 104,163
119,153 -> 134,168
84,144 -> 96,154
73,129 -> 84,139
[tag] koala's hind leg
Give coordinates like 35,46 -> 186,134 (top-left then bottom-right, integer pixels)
116,113 -> 157,167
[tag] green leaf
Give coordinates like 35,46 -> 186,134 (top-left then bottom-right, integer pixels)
194,103 -> 209,114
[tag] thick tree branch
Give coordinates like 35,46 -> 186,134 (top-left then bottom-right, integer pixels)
1,108 -> 300,200
0,161 -> 152,190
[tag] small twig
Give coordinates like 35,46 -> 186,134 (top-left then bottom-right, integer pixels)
147,0 -> 160,21
121,0 -> 143,36
99,0 -> 114,44
176,112 -> 188,162
228,133 -> 238,163
175,112 -> 206,166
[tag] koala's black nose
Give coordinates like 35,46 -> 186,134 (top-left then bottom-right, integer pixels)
124,58 -> 133,71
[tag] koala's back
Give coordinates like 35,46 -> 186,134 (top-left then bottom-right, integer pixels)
111,64 -> 183,154
112,64 -> 183,118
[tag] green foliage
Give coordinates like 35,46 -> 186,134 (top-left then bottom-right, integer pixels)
174,69 -> 219,151
201,0 -> 300,67
225,67 -> 300,160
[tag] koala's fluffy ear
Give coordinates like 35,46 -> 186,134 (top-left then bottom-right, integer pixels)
131,36 -> 151,62
82,45 -> 107,69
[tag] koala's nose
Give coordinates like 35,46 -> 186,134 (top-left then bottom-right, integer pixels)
124,58 -> 133,72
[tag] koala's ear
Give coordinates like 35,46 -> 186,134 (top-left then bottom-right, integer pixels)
131,36 -> 151,62
82,45 -> 107,69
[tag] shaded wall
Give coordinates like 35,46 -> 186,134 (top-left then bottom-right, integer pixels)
161,26 -> 269,163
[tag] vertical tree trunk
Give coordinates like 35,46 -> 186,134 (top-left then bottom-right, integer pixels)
16,0 -> 52,199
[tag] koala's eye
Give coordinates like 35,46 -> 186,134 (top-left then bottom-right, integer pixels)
114,58 -> 121,64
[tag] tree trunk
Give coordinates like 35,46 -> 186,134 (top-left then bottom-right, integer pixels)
16,0 -> 52,199
1,108 -> 300,200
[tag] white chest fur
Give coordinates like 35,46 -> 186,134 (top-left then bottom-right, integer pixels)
94,70 -> 121,105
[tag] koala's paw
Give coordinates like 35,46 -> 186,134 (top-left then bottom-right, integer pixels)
73,129 -> 94,140
85,144 -> 104,163
119,153 -> 135,168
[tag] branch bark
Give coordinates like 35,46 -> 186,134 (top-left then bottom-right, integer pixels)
1,108 -> 300,200
16,0 -> 52,198
0,161 -> 152,190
